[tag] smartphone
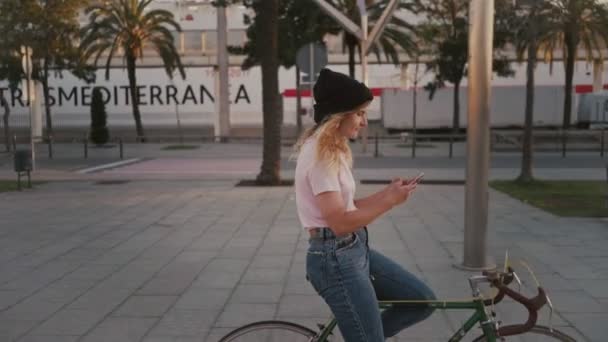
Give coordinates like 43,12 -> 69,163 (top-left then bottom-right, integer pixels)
410,172 -> 424,184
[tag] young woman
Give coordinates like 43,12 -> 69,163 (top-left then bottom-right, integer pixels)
293,68 -> 436,341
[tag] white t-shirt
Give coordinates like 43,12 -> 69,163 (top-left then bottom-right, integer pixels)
294,136 -> 357,230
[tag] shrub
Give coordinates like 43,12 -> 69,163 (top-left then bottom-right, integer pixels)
90,87 -> 109,146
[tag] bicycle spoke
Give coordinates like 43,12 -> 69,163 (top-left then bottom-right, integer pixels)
219,320 -> 319,342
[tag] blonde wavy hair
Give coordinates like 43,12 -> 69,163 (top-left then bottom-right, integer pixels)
290,111 -> 355,173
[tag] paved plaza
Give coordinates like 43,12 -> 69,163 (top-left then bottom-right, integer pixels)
0,141 -> 606,341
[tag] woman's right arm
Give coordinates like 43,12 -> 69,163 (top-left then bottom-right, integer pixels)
316,179 -> 416,235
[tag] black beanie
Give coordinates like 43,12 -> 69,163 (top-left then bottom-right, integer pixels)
313,68 -> 373,124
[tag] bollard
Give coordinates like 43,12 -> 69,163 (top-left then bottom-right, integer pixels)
84,136 -> 88,159
12,134 -> 16,152
561,130 -> 567,158
48,135 -> 53,159
449,134 -> 454,159
119,138 -> 124,159
374,132 -> 379,158
412,131 -> 416,158
601,127 -> 605,158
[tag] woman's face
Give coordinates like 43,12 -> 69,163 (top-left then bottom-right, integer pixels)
339,103 -> 369,139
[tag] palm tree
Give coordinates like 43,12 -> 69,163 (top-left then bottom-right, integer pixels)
333,0 -> 417,78
512,0 -> 555,182
541,0 -> 608,129
80,0 -> 185,142
256,0 -> 281,185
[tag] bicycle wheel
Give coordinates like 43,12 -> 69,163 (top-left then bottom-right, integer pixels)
472,325 -> 576,341
218,320 -> 319,342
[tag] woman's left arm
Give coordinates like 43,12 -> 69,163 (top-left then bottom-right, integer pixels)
354,189 -> 387,209
355,177 -> 415,208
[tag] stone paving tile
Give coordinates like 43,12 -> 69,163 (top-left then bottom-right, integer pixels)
137,275 -> 198,296
561,313 -> 608,342
28,309 -> 106,335
204,327 -> 235,342
240,267 -> 287,284
3,297 -> 65,321
277,295 -> 332,318
0,290 -> 25,311
61,264 -> 121,281
147,309 -> 218,336
113,296 -> 177,318
191,271 -> 241,289
80,317 -> 158,342
231,284 -> 283,304
174,288 -> 231,311
142,336 -> 205,342
0,316 -> 41,342
573,279 -> 608,299
17,335 -> 80,342
548,290 -> 607,314
214,303 -> 276,328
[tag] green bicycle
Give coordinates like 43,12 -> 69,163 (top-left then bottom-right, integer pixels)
218,267 -> 576,341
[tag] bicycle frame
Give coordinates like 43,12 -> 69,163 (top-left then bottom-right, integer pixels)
313,298 -> 498,342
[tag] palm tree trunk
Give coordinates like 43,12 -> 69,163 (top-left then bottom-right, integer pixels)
1,95 -> 10,152
256,0 -> 281,185
126,53 -> 145,142
562,38 -> 576,129
42,58 -> 53,140
453,79 -> 461,134
347,41 -> 356,78
519,37 -> 536,182
344,32 -> 359,78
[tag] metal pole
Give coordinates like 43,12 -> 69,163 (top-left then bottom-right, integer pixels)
412,62 -> 418,159
217,2 -> 230,142
84,134 -> 88,159
562,129 -> 567,158
601,127 -> 605,157
310,44 -> 314,119
462,0 -> 495,270
374,132 -> 379,157
361,14 -> 369,153
48,135 -> 53,159
296,66 -> 302,137
119,138 -> 124,159
25,47 -> 36,171
172,79 -> 183,145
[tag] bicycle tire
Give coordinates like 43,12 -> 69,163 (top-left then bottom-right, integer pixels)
218,320 -> 319,342
472,325 -> 577,341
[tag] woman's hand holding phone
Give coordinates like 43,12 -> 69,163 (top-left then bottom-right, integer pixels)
385,177 -> 417,207
403,172 -> 424,185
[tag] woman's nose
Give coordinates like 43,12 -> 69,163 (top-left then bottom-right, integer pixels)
361,116 -> 368,127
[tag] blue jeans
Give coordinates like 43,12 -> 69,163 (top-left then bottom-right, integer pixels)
306,228 -> 436,341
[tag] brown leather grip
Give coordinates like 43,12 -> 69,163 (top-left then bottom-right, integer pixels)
494,285 -> 547,336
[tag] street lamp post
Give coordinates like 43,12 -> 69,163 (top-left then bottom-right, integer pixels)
216,0 -> 230,142
461,0 -> 495,270
21,45 -> 36,171
358,0 -> 369,152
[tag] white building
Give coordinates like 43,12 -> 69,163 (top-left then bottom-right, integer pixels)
1,0 -> 606,139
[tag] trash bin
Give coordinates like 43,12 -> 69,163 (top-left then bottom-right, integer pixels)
13,150 -> 32,190
14,150 -> 32,172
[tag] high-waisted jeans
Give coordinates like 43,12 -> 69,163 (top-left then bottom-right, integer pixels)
306,227 -> 436,341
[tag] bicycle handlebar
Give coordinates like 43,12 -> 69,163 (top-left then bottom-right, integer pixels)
482,268 -> 548,337
482,267 -> 515,306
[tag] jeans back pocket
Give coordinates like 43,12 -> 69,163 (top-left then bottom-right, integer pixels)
306,246 -> 328,294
